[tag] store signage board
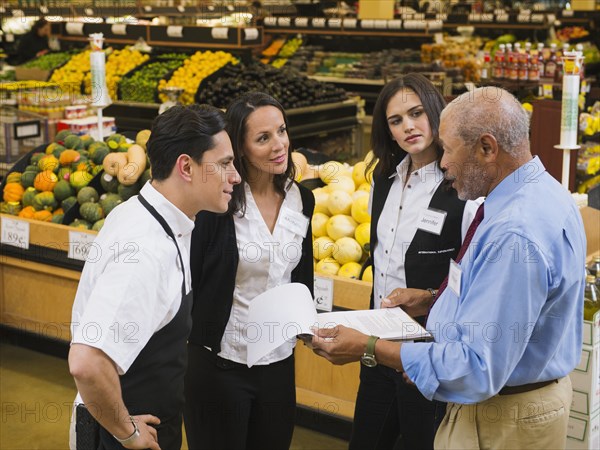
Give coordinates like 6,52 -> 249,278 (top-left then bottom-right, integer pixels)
167,26 -> 184,38
68,231 -> 96,262
211,27 -> 229,40
563,10 -> 574,17
1,217 -> 30,250
314,276 -> 334,312
111,24 -> 127,36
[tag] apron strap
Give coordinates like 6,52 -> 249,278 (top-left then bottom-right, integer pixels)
138,194 -> 187,298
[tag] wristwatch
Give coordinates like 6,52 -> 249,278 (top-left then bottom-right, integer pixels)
113,416 -> 140,446
427,288 -> 437,299
360,335 -> 380,367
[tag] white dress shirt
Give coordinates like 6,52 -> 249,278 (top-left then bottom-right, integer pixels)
219,182 -> 307,365
71,182 -> 194,374
371,157 -> 481,309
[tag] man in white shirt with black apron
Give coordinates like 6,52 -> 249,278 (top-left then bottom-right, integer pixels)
68,105 -> 240,450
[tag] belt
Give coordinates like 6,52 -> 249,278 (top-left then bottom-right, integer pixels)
498,379 -> 558,396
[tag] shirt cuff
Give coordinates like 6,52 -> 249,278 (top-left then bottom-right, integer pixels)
401,342 -> 440,401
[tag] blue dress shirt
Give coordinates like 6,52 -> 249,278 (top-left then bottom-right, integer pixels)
401,156 -> 587,403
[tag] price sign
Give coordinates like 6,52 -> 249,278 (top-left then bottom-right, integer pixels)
111,24 -> 127,35
314,276 -> 334,312
1,217 -> 30,249
66,22 -> 85,36
68,231 -> 96,262
244,28 -> 259,41
211,27 -> 229,39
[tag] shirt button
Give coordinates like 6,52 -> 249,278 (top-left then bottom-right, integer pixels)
399,206 -> 403,210
177,233 -> 182,238
407,185 -> 412,189
381,273 -> 384,277
379,295 -> 382,299
391,228 -> 394,232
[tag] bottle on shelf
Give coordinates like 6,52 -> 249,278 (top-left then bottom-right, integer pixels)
537,43 -> 545,78
514,42 -> 521,54
529,55 -> 540,81
493,44 -> 506,79
545,43 -> 558,80
555,46 -> 565,84
481,52 -> 491,81
518,53 -> 528,81
525,42 -> 532,57
584,274 -> 600,321
508,52 -> 519,80
588,256 -> 600,280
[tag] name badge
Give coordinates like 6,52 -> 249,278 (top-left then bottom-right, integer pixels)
280,207 -> 309,236
416,208 -> 447,235
448,259 -> 462,297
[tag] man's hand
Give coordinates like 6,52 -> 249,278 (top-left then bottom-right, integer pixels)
123,415 -> 161,450
381,288 -> 432,317
310,325 -> 369,365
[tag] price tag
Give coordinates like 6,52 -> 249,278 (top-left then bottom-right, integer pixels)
562,9 -> 574,18
360,19 -> 375,29
469,13 -> 482,22
312,18 -> 326,28
387,20 -> 402,30
342,18 -> 357,29
481,13 -> 494,23
244,28 -> 259,41
68,231 -> 96,262
314,276 -> 334,312
85,8 -> 94,16
295,17 -> 309,27
12,9 -> 23,17
373,20 -> 387,30
264,17 -> 277,26
1,217 -> 30,250
111,24 -> 127,36
434,32 -> 444,44
278,17 -> 292,27
144,5 -> 152,12
40,6 -> 49,14
167,26 -> 184,38
0,6 -> 5,13
211,27 -> 229,39
66,22 -> 85,36
495,14 -> 509,23
427,20 -> 442,31
517,14 -> 530,23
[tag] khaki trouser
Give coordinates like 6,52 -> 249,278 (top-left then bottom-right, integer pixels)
435,376 -> 572,450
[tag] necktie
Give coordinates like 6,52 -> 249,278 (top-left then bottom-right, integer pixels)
430,203 -> 485,310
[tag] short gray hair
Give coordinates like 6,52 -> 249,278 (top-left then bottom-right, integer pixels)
440,87 -> 530,158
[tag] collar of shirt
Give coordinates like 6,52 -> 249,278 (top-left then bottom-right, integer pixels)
484,156 -> 545,221
389,157 -> 441,195
139,182 -> 195,239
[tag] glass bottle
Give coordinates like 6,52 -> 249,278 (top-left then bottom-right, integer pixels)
584,274 -> 600,321
494,44 -> 506,79
518,53 -> 529,81
545,43 -> 558,80
529,55 -> 540,81
481,52 -> 491,81
537,43 -> 545,78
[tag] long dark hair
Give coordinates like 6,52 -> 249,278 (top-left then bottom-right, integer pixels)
369,73 -> 446,177
31,18 -> 49,34
226,92 -> 296,215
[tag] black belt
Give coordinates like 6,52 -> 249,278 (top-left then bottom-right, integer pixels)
498,379 -> 558,396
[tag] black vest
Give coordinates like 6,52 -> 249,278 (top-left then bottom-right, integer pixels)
369,168 -> 465,310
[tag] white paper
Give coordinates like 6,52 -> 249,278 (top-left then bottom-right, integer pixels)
111,24 -> 127,36
244,28 -> 259,41
246,283 -> 432,367
167,26 -> 184,38
68,231 -> 97,261
66,22 -> 85,36
448,260 -> 462,297
1,217 -> 30,250
211,27 -> 228,40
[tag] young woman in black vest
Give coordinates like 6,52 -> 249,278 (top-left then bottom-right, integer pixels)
351,74 -> 480,450
184,92 -> 314,450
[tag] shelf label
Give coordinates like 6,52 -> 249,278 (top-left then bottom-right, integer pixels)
111,24 -> 127,36
314,276 -> 334,312
177,5 -> 185,13
264,17 -> 277,26
66,22 -> 85,36
342,18 -> 357,29
295,17 -> 309,27
166,26 -> 184,38
547,14 -> 557,23
211,27 -> 229,40
373,20 -> 387,30
360,19 -> 375,29
277,17 -> 291,27
388,20 -> 402,30
562,9 -> 574,17
427,20 -> 442,31
144,5 -> 152,12
469,13 -> 482,22
495,14 -> 509,23
244,28 -> 259,41
531,14 -> 544,23
328,18 -> 342,29
14,122 -> 40,139
434,32 -> 444,44
1,217 -> 30,250
312,18 -> 326,28
68,231 -> 97,262
517,14 -> 531,23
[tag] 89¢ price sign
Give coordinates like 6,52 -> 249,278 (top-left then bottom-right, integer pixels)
1,217 -> 30,249
68,231 -> 97,262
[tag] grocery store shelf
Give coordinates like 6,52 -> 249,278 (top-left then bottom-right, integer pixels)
264,28 -> 431,38
308,76 -> 385,87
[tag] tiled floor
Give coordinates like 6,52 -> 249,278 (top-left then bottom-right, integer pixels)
0,343 -> 348,450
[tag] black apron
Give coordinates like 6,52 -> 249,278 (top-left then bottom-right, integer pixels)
78,193 -> 193,450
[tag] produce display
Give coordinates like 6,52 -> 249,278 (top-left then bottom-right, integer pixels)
196,63 -> 347,110
21,51 -> 77,71
84,47 -> 150,101
49,49 -> 92,91
158,51 -> 238,105
118,57 -> 185,103
271,37 -> 302,69
1,129 -> 152,231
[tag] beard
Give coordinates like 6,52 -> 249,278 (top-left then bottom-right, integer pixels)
456,156 -> 489,201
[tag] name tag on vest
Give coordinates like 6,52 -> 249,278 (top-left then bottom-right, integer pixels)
416,208 -> 447,235
280,207 -> 309,236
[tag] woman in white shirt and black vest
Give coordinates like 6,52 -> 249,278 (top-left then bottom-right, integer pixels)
351,74 -> 480,450
184,92 -> 315,450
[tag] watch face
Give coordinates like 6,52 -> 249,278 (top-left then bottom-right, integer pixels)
360,354 -> 377,367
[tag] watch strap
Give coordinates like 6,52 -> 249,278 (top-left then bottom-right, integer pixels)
365,335 -> 379,357
113,416 -> 140,445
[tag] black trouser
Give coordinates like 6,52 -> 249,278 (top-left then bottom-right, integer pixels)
97,415 -> 182,450
350,364 -> 443,450
184,343 -> 296,450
